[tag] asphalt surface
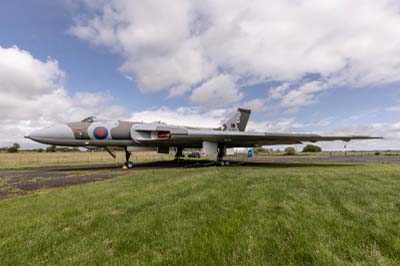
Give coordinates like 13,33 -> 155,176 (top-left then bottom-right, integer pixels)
241,155 -> 400,165
1,155 -> 399,200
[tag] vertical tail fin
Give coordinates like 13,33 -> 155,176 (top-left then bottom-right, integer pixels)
221,108 -> 251,132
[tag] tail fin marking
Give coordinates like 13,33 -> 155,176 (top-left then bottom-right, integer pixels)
221,108 -> 251,132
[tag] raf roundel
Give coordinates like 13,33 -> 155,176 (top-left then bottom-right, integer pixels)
93,127 -> 109,140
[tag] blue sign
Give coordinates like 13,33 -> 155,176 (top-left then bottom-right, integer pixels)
248,149 -> 254,158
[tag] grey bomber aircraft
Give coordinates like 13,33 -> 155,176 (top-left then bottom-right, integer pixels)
26,108 -> 381,168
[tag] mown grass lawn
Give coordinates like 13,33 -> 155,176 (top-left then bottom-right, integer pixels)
0,151 -> 173,170
1,164 -> 400,265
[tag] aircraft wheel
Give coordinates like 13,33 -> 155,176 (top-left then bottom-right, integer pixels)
125,161 -> 134,169
219,161 -> 225,166
224,161 -> 230,166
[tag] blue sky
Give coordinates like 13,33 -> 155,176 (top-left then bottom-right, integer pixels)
1,0 -> 400,150
0,0 -> 170,111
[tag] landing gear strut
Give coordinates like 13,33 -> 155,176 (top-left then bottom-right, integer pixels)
217,144 -> 224,161
124,147 -> 134,169
104,147 -> 118,166
175,147 -> 183,162
216,144 -> 229,166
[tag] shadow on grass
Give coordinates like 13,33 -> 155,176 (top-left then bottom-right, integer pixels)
240,161 -> 358,168
48,159 -> 357,172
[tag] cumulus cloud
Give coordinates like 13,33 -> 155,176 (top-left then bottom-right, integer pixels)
128,106 -> 307,136
70,0 -> 216,96
242,98 -> 265,112
386,106 -> 400,112
259,118 -> 305,133
70,0 -> 400,109
73,91 -> 114,107
268,83 -> 290,101
129,107 -> 228,128
269,81 -> 327,113
0,46 -> 64,99
189,74 -> 242,107
0,46 -> 127,147
319,123 -> 400,151
0,46 -> 66,122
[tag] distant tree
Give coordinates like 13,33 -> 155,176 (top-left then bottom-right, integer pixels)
253,147 -> 268,155
284,147 -> 296,156
7,146 -> 18,153
302,144 -> 322,153
56,147 -> 80,152
12,143 -> 20,150
46,145 -> 56,152
7,143 -> 20,153
37,148 -> 44,153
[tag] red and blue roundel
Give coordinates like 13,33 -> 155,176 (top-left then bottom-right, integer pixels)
93,127 -> 108,140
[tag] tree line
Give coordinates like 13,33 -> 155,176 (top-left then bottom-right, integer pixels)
0,143 -> 80,153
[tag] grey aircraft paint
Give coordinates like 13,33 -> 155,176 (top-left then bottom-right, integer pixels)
26,108 -> 382,166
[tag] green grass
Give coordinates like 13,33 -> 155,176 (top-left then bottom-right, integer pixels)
1,164 -> 400,265
0,151 -> 173,170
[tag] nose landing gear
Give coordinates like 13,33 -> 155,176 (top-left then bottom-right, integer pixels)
103,146 -> 134,169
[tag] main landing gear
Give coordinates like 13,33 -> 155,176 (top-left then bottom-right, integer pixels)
175,147 -> 183,162
124,147 -> 134,169
216,144 -> 229,166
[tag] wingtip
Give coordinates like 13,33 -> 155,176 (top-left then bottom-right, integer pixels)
351,135 -> 383,140
238,107 -> 251,114
367,136 -> 383,140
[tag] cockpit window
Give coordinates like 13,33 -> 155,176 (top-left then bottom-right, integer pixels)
81,116 -> 96,123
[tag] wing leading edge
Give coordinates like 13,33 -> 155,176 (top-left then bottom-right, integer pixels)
173,131 -> 382,147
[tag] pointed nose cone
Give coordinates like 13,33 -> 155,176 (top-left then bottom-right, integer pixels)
28,124 -> 74,145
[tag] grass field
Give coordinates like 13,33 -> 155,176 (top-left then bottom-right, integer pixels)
1,150 -> 397,170
0,151 -> 173,170
1,163 -> 400,265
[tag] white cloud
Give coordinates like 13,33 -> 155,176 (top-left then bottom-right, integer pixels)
266,81 -> 327,113
0,46 -> 66,122
0,46 -> 64,100
241,116 -> 313,133
281,81 -> 326,112
128,106 -> 229,128
0,46 -> 128,148
73,91 -> 114,107
241,98 -> 265,112
70,0 -> 216,96
268,83 -> 290,101
189,74 -> 242,107
386,106 -> 400,112
70,0 -> 400,109
318,123 -> 400,151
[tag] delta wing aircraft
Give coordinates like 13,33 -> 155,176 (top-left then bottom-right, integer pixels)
26,108 -> 381,168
